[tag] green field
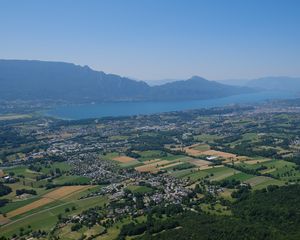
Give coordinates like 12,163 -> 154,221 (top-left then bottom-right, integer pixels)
119,160 -> 144,169
137,150 -> 172,161
126,185 -> 153,194
0,197 -> 41,214
204,167 -> 239,181
224,172 -> 255,182
194,134 -> 220,143
193,144 -> 210,151
236,159 -> 300,181
182,170 -> 209,182
244,176 -> 285,190
53,175 -> 91,185
169,168 -> 198,178
0,195 -> 108,238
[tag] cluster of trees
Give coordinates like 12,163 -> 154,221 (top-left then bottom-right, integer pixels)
35,167 -> 62,181
215,138 -> 281,159
119,215 -> 179,239
218,179 -> 241,189
231,185 -> 251,199
225,163 -> 273,178
45,181 -> 90,190
233,184 -> 300,231
0,183 -> 12,197
285,153 -> 300,167
130,134 -> 174,152
16,188 -> 37,196
137,211 -> 278,240
0,198 -> 9,207
136,185 -> 300,240
125,150 -> 141,159
28,164 -> 42,172
171,162 -> 194,171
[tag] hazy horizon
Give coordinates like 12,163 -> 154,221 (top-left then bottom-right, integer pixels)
1,0 -> 300,80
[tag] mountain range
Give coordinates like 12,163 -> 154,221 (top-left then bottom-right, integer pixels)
0,59 -> 254,102
220,77 -> 300,92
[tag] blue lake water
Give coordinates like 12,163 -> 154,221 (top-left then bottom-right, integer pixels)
46,91 -> 295,120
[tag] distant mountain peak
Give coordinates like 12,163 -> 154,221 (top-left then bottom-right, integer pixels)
189,75 -> 207,81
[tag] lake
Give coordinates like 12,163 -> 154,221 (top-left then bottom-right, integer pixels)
46,91 -> 295,120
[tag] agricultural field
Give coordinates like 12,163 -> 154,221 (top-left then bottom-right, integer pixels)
244,176 -> 285,190
0,193 -> 107,238
5,186 -> 88,218
0,114 -> 32,121
112,156 -> 136,163
235,159 -> 300,182
126,185 -> 153,194
194,134 -> 220,143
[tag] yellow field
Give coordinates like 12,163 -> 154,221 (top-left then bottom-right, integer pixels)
244,158 -> 271,165
159,161 -> 183,169
135,160 -> 170,173
113,156 -> 136,163
184,144 -> 204,156
134,165 -> 158,173
142,159 -> 162,164
0,114 -> 31,121
202,150 -> 237,159
184,148 -> 202,156
244,176 -> 270,186
6,186 -> 88,218
0,215 -> 10,225
0,169 -> 5,178
188,159 -> 211,167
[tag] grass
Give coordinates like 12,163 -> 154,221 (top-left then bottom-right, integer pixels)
0,181 -> 49,201
244,176 -> 285,190
137,150 -> 171,161
169,168 -> 198,178
55,223 -> 106,240
200,203 -> 231,216
4,186 -> 96,220
162,154 -> 186,161
108,135 -> 129,141
0,197 -> 41,214
101,152 -> 119,161
0,195 -> 108,238
52,175 -> 91,185
204,166 -> 239,181
4,166 -> 40,180
126,185 -> 153,194
119,160 -> 143,169
253,178 -> 285,190
193,144 -> 210,151
97,215 -> 146,240
40,162 -> 72,174
194,134 -> 220,143
237,159 -> 300,181
0,114 -> 32,121
163,162 -> 194,171
183,170 -> 209,182
224,172 -> 255,182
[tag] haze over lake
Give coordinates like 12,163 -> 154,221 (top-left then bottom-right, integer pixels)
46,91 -> 294,120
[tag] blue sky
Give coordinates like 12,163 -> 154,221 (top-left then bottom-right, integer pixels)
0,0 -> 299,80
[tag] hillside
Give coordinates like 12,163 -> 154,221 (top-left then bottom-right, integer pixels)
246,76 -> 300,92
150,76 -> 252,101
0,60 -> 253,102
218,77 -> 300,94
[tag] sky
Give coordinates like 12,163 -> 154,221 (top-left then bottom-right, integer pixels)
0,0 -> 300,81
